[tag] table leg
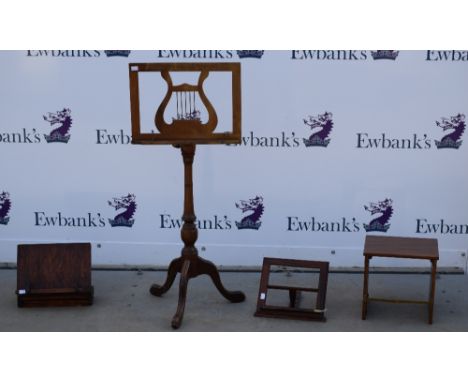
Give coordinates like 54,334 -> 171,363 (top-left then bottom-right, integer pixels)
362,255 -> 370,320
428,259 -> 437,325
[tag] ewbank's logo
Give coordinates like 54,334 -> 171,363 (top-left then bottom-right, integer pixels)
0,191 -> 11,225
292,50 -> 367,60
371,50 -> 399,60
108,194 -> 137,227
27,50 -> 100,58
157,50 -> 234,59
426,51 -> 468,61
435,114 -> 465,149
303,112 -> 334,147
363,199 -> 393,232
235,196 -> 264,230
104,50 -> 131,57
43,108 -> 72,143
236,50 -> 264,59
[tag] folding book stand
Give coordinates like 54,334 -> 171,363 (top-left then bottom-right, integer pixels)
16,243 -> 93,307
255,257 -> 329,321
129,63 -> 244,328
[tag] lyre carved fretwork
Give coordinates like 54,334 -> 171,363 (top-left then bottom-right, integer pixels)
155,70 -> 218,136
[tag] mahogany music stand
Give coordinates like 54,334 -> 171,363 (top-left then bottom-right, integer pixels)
129,62 -> 245,328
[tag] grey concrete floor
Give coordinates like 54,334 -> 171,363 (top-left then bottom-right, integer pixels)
1,269 -> 467,331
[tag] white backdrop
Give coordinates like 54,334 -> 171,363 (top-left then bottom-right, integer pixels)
1,50 -> 467,270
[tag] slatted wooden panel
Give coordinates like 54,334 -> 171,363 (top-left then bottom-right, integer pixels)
17,243 -> 93,307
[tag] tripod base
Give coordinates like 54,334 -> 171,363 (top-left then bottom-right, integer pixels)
151,144 -> 245,329
150,255 -> 246,329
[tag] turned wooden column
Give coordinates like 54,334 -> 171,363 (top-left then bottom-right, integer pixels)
180,144 -> 198,260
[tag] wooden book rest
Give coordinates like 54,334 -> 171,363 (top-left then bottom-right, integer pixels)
255,257 -> 329,322
16,243 -> 94,307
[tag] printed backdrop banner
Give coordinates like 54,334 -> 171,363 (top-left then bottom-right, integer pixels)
1,50 -> 468,270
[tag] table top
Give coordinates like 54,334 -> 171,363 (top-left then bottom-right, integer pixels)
364,235 -> 439,260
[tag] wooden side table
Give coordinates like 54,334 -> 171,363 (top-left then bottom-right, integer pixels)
361,235 -> 439,324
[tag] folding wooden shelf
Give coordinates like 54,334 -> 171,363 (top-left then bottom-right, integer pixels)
255,257 -> 329,321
